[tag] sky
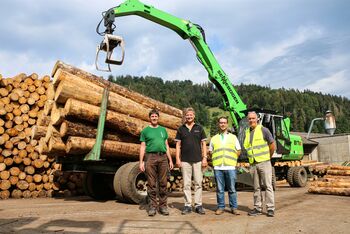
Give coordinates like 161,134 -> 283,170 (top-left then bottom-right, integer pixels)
1,0 -> 349,98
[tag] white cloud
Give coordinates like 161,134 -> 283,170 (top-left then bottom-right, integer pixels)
162,63 -> 207,83
305,70 -> 350,97
0,51 -> 56,78
0,0 -> 349,98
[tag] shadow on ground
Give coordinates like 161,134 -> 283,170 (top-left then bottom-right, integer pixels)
116,219 -> 202,234
0,218 -> 104,233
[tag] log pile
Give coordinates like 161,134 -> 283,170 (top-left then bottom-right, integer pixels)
0,73 -> 66,199
309,165 -> 350,196
136,168 -> 216,194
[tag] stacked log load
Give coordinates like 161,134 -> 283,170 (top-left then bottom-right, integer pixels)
309,165 -> 350,196
37,61 -> 182,163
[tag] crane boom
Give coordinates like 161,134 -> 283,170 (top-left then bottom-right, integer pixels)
98,0 -> 246,129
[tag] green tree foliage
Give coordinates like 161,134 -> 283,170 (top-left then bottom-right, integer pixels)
108,75 -> 350,134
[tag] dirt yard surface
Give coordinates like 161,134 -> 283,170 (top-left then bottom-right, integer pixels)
0,183 -> 349,234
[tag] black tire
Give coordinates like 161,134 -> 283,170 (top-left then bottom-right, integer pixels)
83,172 -> 116,200
113,164 -> 129,202
272,167 -> 276,191
287,167 -> 295,187
120,162 -> 147,204
293,166 -> 308,187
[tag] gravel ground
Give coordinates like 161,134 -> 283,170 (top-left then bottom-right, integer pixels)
0,183 -> 349,234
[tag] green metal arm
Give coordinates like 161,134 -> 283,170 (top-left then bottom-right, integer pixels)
110,0 -> 247,129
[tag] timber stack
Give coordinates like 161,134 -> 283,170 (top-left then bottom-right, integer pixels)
1,61 -> 215,200
0,73 -> 78,199
309,165 -> 350,196
37,60 -> 182,162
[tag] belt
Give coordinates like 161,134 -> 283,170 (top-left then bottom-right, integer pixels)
252,159 -> 270,165
147,152 -> 166,155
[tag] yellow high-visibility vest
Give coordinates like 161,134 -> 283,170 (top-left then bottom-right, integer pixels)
211,133 -> 238,167
244,125 -> 270,164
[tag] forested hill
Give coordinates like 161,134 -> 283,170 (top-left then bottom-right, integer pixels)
108,75 -> 350,134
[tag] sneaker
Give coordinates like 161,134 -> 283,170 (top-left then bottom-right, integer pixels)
267,209 -> 275,217
194,205 -> 205,215
231,208 -> 240,215
159,207 -> 169,216
181,206 -> 192,215
148,207 -> 156,216
215,209 -> 224,215
248,208 -> 262,216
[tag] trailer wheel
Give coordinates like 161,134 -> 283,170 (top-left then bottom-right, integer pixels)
120,162 -> 147,204
293,166 -> 308,187
83,172 -> 115,200
113,164 -> 129,202
287,167 -> 295,187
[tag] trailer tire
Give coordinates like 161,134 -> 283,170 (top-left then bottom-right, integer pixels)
113,164 -> 129,202
120,162 -> 147,204
287,167 -> 295,187
293,166 -> 307,187
83,172 -> 115,200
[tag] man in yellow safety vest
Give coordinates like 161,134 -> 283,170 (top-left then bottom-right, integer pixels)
209,116 -> 241,215
244,111 -> 276,217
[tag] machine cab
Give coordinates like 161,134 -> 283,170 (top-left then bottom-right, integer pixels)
238,110 -> 292,159
259,112 -> 291,156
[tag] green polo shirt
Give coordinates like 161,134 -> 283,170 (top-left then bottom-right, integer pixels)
140,125 -> 168,153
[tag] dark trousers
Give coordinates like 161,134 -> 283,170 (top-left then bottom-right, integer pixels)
145,153 -> 169,208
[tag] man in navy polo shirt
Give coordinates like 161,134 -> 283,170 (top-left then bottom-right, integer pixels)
175,107 -> 207,215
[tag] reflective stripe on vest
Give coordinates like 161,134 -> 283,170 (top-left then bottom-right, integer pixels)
244,125 -> 270,164
211,133 -> 238,167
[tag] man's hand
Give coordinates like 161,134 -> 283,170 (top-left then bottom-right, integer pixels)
202,157 -> 208,168
139,161 -> 145,172
176,159 -> 182,168
169,161 -> 174,170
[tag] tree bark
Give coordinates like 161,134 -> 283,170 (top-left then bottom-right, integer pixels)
52,61 -> 182,118
66,136 -> 176,159
327,170 -> 350,176
55,76 -> 181,130
48,137 -> 66,156
312,181 -> 350,188
308,186 -> 350,196
64,98 -> 177,143
328,165 -> 350,171
59,120 -> 138,143
31,125 -> 48,140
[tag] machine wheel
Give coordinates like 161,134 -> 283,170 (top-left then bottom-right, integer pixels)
293,166 -> 308,187
113,164 -> 129,202
287,167 -> 295,187
120,162 -> 148,204
83,172 -> 116,200
272,167 -> 276,191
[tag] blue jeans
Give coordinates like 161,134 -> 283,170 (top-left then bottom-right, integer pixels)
214,169 -> 237,209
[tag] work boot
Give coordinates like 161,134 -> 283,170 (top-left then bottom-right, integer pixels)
267,209 -> 275,217
159,207 -> 169,216
194,205 -> 205,215
181,206 -> 192,215
231,208 -> 240,215
248,208 -> 262,216
215,209 -> 224,215
148,207 -> 156,217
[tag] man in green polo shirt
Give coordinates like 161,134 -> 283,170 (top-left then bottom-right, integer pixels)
139,109 -> 174,217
